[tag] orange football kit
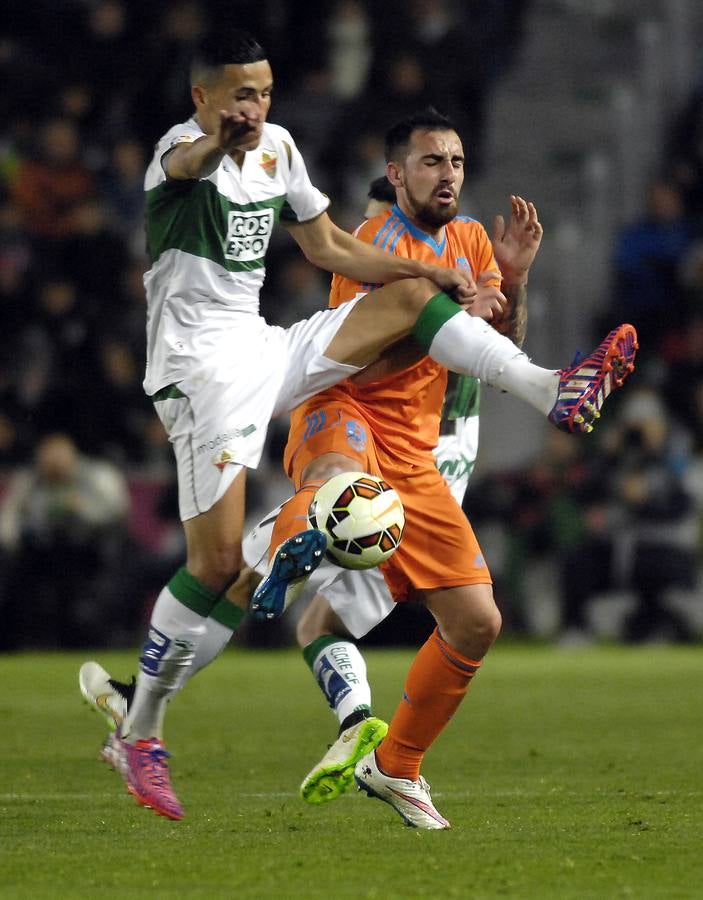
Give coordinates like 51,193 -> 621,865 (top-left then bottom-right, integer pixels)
279,204 -> 501,600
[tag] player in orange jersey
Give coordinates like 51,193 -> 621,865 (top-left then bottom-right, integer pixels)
251,108 -> 541,827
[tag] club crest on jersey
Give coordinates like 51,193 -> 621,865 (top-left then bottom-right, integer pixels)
213,448 -> 236,471
345,420 -> 367,452
260,151 -> 277,178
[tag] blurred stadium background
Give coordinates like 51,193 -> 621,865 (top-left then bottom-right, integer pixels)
2,0 -> 703,650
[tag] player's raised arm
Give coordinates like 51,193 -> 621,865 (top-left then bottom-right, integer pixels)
165,115 -> 258,180
285,211 -> 477,303
491,195 -> 543,347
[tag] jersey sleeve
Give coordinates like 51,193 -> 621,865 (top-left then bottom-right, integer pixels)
328,215 -> 389,308
472,222 -> 502,287
275,127 -> 330,225
145,122 -> 204,189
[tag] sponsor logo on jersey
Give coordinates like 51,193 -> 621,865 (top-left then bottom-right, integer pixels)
223,208 -> 274,262
437,455 -> 475,481
260,151 -> 278,178
170,134 -> 196,148
196,425 -> 256,459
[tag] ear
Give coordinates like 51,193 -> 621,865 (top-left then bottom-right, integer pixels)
191,85 -> 206,109
386,161 -> 403,189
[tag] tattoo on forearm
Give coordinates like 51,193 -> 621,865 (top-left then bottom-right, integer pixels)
500,283 -> 528,347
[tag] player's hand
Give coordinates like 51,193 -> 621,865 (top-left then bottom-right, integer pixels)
215,109 -> 260,153
492,195 -> 543,284
467,270 -> 506,321
427,265 -> 477,305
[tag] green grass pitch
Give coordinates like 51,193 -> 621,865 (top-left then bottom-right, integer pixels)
1,643 -> 701,899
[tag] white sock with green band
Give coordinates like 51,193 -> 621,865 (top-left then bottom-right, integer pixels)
123,568 -> 218,741
413,293 -> 559,415
191,618 -> 235,676
303,636 -> 372,726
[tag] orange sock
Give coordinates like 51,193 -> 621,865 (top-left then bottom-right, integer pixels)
268,481 -> 323,562
375,627 -> 482,781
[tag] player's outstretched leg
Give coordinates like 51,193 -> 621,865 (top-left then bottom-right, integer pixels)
300,716 -> 388,804
354,750 -> 450,830
548,323 -> 638,433
249,528 -> 328,620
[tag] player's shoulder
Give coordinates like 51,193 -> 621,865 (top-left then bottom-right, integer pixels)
156,118 -> 204,153
447,214 -> 483,232
146,119 -> 205,186
262,121 -> 293,143
447,214 -> 490,246
352,209 -> 396,243
260,121 -> 299,161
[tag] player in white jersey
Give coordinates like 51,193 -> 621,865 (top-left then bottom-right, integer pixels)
78,28 -> 637,821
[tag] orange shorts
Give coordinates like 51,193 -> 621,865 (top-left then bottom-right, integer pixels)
284,404 -> 491,601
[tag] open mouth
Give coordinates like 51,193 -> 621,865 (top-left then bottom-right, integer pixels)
435,189 -> 455,204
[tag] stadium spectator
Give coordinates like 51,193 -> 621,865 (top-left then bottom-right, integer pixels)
604,387 -> 699,643
0,433 -> 129,649
98,138 -> 147,252
664,74 -> 703,218
9,117 -> 95,245
603,179 -> 695,351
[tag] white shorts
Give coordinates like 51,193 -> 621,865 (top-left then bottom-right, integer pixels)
153,303 -> 362,521
242,502 -> 394,639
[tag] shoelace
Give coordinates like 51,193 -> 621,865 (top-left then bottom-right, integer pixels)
137,743 -> 172,790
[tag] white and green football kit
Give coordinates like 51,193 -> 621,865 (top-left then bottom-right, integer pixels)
144,119 -> 364,521
242,374 -> 481,638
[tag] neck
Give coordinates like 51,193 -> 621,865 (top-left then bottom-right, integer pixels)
395,201 -> 445,243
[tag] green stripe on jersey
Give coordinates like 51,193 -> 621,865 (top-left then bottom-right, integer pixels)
146,179 -> 286,271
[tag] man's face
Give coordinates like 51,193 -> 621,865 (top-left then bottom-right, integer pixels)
193,60 -> 273,150
390,129 -> 464,229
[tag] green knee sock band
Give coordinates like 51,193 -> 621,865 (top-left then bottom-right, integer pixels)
302,634 -> 345,670
168,567 -> 221,617
210,596 -> 245,631
411,291 -> 463,351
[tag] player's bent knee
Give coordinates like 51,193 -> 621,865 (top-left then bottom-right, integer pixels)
296,593 -> 343,648
187,543 -> 243,593
398,276 -> 440,315
478,604 -> 503,646
442,599 -> 502,659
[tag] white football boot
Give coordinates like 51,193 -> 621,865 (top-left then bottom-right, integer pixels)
354,750 -> 451,829
79,661 -> 133,729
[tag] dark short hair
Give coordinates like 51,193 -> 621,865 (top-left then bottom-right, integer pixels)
190,28 -> 267,85
367,176 -> 396,205
384,108 -> 456,162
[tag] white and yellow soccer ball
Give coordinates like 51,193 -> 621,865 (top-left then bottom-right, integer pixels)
308,472 -> 405,570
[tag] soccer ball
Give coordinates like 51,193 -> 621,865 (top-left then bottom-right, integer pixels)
308,471 -> 405,570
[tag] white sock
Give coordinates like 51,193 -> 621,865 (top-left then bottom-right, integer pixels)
191,618 -> 234,676
123,585 -> 206,742
311,640 -> 372,726
427,313 -> 560,415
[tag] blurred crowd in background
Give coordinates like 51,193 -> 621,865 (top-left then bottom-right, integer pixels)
1,0 -> 703,650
